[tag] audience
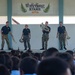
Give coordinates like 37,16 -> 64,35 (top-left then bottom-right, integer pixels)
41,47 -> 58,59
20,57 -> 38,75
55,52 -> 75,75
0,64 -> 10,75
21,52 -> 30,59
66,50 -> 73,56
34,53 -> 41,61
37,57 -> 71,75
11,56 -> 20,75
0,54 -> 12,72
0,47 -> 75,75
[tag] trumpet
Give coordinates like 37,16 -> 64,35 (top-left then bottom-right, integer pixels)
40,23 -> 49,32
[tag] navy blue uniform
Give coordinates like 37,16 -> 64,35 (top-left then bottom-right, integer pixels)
1,26 -> 11,35
23,28 -> 30,35
58,26 -> 66,34
57,26 -> 66,50
1,26 -> 11,50
22,28 -> 31,50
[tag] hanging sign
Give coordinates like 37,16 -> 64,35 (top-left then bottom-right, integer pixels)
21,3 -> 50,14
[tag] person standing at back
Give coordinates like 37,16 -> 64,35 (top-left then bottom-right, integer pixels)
21,24 -> 31,50
1,21 -> 13,50
56,21 -> 67,50
40,21 -> 51,50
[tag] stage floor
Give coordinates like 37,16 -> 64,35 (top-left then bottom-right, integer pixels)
0,49 -> 73,53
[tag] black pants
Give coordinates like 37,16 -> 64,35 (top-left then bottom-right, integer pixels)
23,35 -> 31,50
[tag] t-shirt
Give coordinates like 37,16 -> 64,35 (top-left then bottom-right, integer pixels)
23,28 -> 30,35
58,26 -> 66,34
1,26 -> 11,35
11,70 -> 20,75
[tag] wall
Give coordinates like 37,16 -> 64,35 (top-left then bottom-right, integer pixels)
0,0 -> 7,16
64,0 -> 75,16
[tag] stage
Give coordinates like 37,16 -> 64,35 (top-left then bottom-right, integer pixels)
0,49 -> 74,53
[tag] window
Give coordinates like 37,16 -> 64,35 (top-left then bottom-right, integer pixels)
12,16 -> 59,24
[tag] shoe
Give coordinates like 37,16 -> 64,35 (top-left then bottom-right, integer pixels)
44,49 -> 47,50
27,48 -> 31,50
64,47 -> 67,50
24,48 -> 27,50
27,49 -> 32,52
9,48 -> 13,50
40,48 -> 44,50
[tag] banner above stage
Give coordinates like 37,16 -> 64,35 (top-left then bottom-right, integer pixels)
21,3 -> 50,14
12,0 -> 58,16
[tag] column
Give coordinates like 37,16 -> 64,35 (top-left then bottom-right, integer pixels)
7,0 -> 12,48
59,0 -> 64,23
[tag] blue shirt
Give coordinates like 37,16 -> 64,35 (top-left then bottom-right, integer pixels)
23,28 -> 30,35
11,70 -> 20,75
58,26 -> 66,34
1,26 -> 11,35
25,73 -> 36,75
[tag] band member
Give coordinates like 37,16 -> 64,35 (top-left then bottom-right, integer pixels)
21,24 -> 31,50
40,21 -> 51,50
56,21 -> 67,50
1,21 -> 13,50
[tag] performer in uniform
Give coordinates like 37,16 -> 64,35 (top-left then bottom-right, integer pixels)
21,24 -> 31,50
1,21 -> 13,50
56,21 -> 67,50
40,21 -> 51,50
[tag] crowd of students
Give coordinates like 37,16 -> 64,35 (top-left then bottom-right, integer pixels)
0,47 -> 75,75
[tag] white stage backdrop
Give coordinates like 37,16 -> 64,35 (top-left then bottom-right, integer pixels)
0,24 -> 75,50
